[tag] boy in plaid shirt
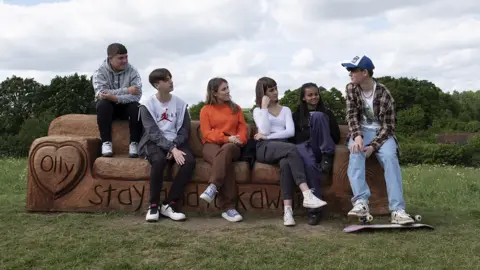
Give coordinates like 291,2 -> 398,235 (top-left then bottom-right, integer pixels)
341,55 -> 414,224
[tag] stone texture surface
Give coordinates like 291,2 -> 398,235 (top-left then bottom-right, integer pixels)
26,113 -> 389,215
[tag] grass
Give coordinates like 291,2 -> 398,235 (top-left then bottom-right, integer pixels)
1,158 -> 479,269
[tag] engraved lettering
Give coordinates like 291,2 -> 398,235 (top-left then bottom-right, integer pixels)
265,188 -> 281,209
249,190 -> 263,209
118,188 -> 133,206
88,184 -> 145,211
133,185 -> 145,211
88,185 -> 103,205
237,191 -> 247,210
40,155 -> 54,172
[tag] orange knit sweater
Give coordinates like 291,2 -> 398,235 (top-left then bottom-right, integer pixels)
199,104 -> 248,145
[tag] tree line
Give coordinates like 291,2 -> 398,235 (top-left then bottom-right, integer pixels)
1,74 -> 479,165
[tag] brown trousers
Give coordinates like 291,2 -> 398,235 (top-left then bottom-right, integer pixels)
202,143 -> 241,210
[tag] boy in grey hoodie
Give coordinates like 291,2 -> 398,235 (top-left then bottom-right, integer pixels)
92,43 -> 143,158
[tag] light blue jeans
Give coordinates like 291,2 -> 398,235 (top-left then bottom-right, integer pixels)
347,127 -> 405,211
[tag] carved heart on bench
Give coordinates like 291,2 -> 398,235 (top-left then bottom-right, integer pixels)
30,141 -> 88,199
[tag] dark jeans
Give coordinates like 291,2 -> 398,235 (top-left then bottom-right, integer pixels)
256,140 -> 307,200
96,100 -> 142,143
144,142 -> 196,206
297,112 -> 335,213
308,112 -> 335,157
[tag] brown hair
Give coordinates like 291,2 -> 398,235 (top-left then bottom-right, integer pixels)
107,43 -> 127,57
205,77 -> 239,114
148,68 -> 172,87
255,77 -> 277,107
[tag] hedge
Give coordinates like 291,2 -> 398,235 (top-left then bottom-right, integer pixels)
399,135 -> 480,167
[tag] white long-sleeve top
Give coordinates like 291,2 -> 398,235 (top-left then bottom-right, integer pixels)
252,106 -> 294,140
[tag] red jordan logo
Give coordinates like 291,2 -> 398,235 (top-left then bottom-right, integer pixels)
160,109 -> 172,122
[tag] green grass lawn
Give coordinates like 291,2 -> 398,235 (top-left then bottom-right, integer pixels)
1,158 -> 479,269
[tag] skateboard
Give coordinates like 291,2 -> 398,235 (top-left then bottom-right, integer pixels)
343,223 -> 435,233
350,213 -> 422,225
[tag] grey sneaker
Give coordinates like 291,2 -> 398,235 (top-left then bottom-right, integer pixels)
348,200 -> 369,217
222,209 -> 243,222
391,209 -> 415,225
129,142 -> 138,158
200,184 -> 217,204
102,142 -> 113,157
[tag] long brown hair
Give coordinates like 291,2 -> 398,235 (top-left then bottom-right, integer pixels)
205,77 -> 239,114
255,77 -> 277,107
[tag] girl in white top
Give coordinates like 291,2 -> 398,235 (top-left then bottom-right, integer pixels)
252,77 -> 327,226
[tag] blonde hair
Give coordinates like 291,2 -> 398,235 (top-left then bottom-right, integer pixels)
205,77 -> 239,114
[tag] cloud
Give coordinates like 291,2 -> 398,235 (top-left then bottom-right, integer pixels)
0,0 -> 479,108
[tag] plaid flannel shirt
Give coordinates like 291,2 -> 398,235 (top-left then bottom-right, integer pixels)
345,80 -> 397,151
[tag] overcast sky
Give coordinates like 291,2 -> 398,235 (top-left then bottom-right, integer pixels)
1,0 -> 479,107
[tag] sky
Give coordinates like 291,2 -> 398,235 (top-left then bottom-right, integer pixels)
1,0 -> 479,108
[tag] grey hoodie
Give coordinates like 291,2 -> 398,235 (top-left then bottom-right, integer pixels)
92,59 -> 142,104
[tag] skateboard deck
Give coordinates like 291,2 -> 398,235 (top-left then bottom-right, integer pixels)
344,223 -> 435,233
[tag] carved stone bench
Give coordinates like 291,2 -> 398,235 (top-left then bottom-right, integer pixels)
26,114 -> 389,215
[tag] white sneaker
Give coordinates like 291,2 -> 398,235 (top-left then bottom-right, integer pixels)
160,203 -> 186,221
145,204 -> 159,222
302,189 -> 328,209
129,142 -> 138,158
102,142 -> 113,157
222,209 -> 243,222
348,200 -> 369,217
284,206 -> 296,226
391,209 -> 415,225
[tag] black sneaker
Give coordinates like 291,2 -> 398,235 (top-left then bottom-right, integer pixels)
307,211 -> 322,226
146,204 -> 159,222
321,153 -> 334,173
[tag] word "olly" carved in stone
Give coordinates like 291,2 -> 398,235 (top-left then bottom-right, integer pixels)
40,155 -> 75,183
30,142 -> 87,200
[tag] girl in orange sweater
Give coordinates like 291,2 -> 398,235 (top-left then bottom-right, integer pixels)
199,77 -> 247,222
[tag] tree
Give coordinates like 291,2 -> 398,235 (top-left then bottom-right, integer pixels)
321,87 -> 346,124
279,86 -> 346,124
397,105 -> 427,135
279,88 -> 299,111
452,90 -> 480,122
0,76 -> 46,134
188,101 -> 205,120
377,76 -> 445,126
36,73 -> 95,117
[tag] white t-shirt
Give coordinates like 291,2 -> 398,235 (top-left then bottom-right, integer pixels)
252,106 -> 294,140
142,94 -> 186,141
360,82 -> 381,130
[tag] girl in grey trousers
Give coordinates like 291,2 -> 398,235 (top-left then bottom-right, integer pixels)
252,77 -> 327,226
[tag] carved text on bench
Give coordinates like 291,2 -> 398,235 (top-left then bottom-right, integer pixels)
87,183 -> 303,211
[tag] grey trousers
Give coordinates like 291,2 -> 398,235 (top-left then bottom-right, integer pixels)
256,140 -> 307,200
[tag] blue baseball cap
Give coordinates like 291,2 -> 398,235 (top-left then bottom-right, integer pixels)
341,55 -> 375,71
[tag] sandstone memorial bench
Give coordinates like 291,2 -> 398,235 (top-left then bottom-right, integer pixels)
26,114 -> 389,216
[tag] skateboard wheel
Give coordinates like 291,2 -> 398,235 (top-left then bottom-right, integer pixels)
366,215 -> 374,222
414,215 -> 422,222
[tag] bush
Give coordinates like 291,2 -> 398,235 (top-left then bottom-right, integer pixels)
0,135 -> 24,158
397,105 -> 427,134
0,110 -> 55,158
400,135 -> 480,167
